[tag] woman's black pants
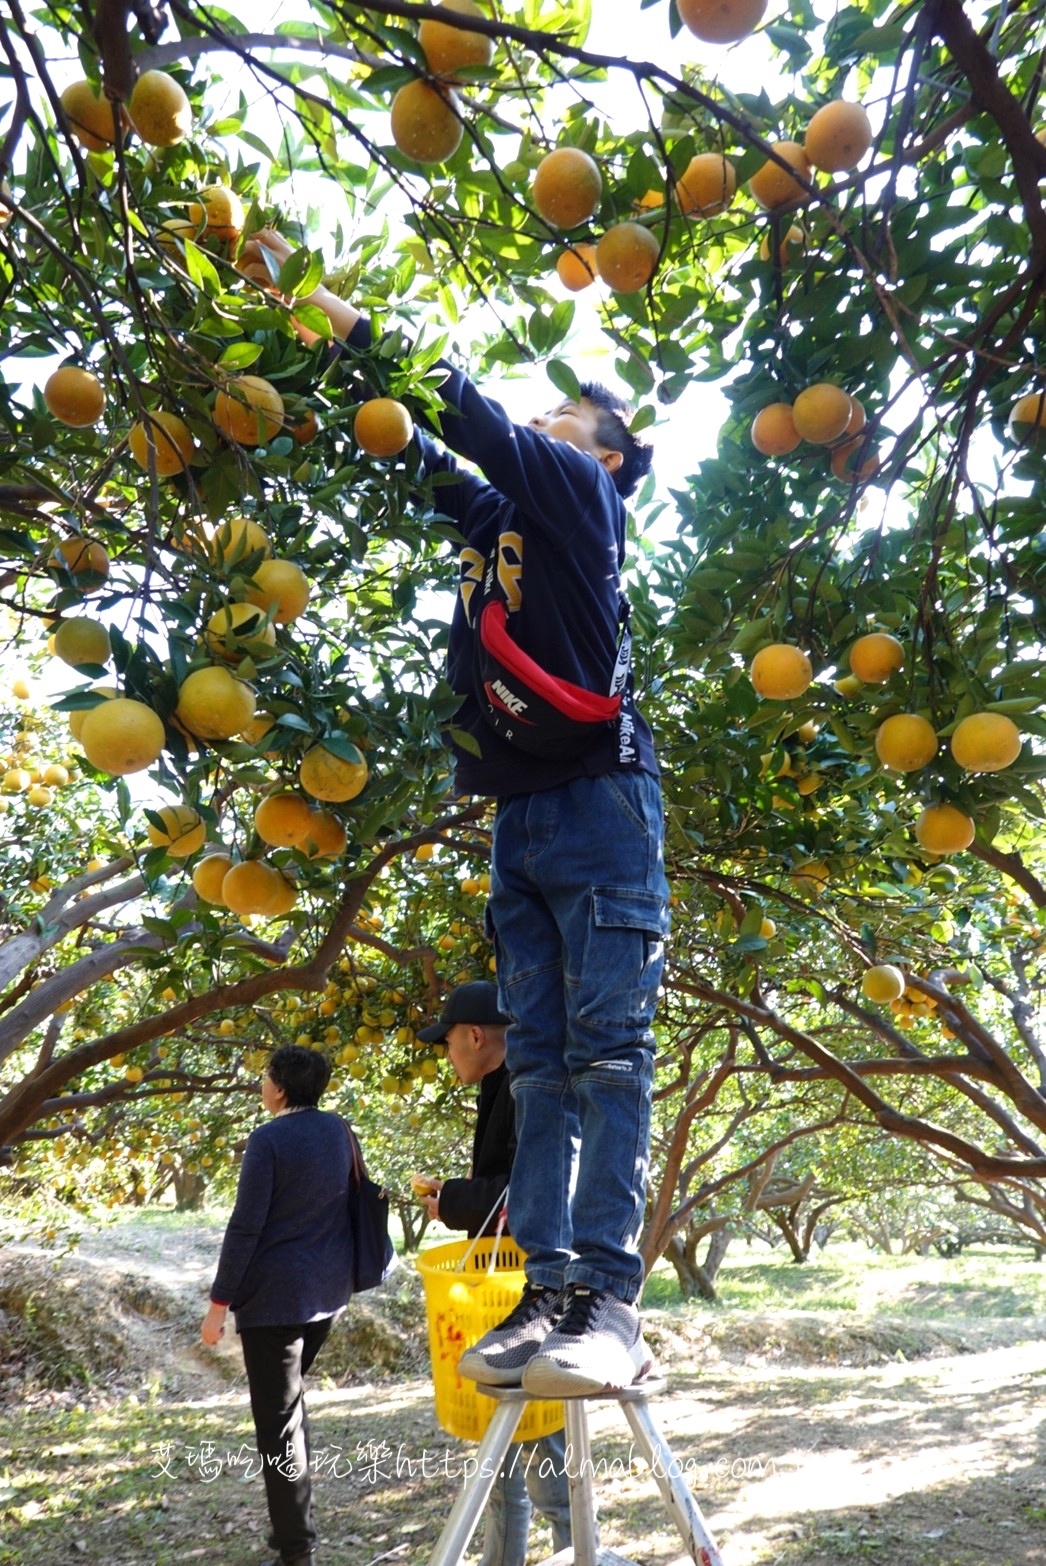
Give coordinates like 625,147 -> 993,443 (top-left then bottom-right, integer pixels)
240,1317 -> 333,1563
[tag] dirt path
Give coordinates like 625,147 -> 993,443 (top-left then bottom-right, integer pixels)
2,1223 -> 1045,1565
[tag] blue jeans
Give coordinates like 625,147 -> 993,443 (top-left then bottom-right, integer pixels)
488,772 -> 669,1303
478,1429 -> 573,1566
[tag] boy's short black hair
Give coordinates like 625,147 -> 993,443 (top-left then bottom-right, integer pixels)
267,1044 -> 331,1107
579,381 -> 653,500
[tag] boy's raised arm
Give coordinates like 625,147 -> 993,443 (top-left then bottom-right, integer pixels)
238,228 -> 363,345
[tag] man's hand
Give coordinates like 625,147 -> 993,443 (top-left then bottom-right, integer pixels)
412,1173 -> 443,1220
201,1301 -> 228,1347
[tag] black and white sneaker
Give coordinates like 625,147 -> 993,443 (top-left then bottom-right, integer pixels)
521,1283 -> 654,1397
458,1283 -> 563,1387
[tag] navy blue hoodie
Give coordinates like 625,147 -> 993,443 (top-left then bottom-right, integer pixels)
346,319 -> 658,799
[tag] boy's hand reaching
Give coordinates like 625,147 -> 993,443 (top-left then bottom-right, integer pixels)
235,227 -> 361,344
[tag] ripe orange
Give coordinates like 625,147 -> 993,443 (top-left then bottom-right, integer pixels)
1008,391 -> 1046,440
758,223 -> 806,265
26,784 -> 53,808
914,803 -> 975,854
79,697 -> 166,776
532,147 -> 603,228
302,809 -> 348,860
209,516 -> 272,567
749,643 -> 813,700
155,216 -> 200,254
288,408 -> 320,445
213,375 -> 285,446
44,366 -> 105,427
47,537 -> 110,589
830,436 -> 879,483
675,153 -> 737,217
748,142 -> 811,210
556,244 -> 599,291
241,710 -> 276,747
848,632 -> 904,683
53,617 -> 111,668
804,101 -> 873,173
792,383 -> 853,444
861,964 -> 905,1003
254,791 -> 314,848
175,665 -> 257,742
147,804 -> 206,857
187,185 -> 244,243
129,411 -> 195,476
354,398 -> 414,457
874,713 -> 938,771
221,859 -> 291,917
791,859 -> 830,896
751,402 -> 800,455
68,686 -> 116,741
595,222 -> 660,293
419,0 -> 494,78
949,712 -> 1022,773
59,81 -> 120,151
390,80 -> 463,163
192,852 -> 233,904
204,603 -> 277,663
299,743 -> 369,803
128,70 -> 192,147
676,0 -> 766,41
244,559 -> 311,624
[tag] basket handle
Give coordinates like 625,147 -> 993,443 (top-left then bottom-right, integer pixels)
454,1184 -> 510,1274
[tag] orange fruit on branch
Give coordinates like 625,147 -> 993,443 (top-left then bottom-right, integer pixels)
47,537 -> 110,589
676,0 -> 767,42
128,70 -> 192,147
390,79 -> 463,163
555,244 -> 599,291
848,632 -> 904,684
532,147 -> 603,228
59,81 -> 120,151
751,402 -> 800,455
749,141 -> 810,210
146,804 -> 206,858
804,101 -> 873,172
595,222 -> 660,293
949,712 -> 1022,773
244,559 -> 311,624
419,0 -> 494,79
299,742 -> 369,803
213,375 -> 285,446
749,643 -> 813,701
861,964 -> 906,1003
254,791 -> 315,848
675,152 -> 737,217
44,366 -> 105,427
204,602 -> 277,662
52,616 -> 111,668
79,697 -> 165,777
187,185 -> 244,243
302,809 -> 348,860
209,516 -> 272,567
354,398 -> 414,457
192,852 -> 233,905
914,803 -> 975,854
792,382 -> 853,444
175,665 -> 257,742
1008,391 -> 1046,441
129,411 -> 195,476
874,713 -> 938,772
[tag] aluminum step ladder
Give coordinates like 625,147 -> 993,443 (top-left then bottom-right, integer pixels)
426,1379 -> 723,1566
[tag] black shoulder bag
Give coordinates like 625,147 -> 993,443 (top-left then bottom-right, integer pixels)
343,1121 -> 395,1292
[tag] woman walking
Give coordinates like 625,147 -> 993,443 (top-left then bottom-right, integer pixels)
201,1045 -> 355,1566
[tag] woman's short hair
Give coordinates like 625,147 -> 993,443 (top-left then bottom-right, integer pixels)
267,1045 -> 331,1107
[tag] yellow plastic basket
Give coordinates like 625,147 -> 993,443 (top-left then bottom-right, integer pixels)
416,1236 -> 564,1442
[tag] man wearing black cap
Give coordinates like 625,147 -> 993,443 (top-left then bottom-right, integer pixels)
414,981 -> 572,1566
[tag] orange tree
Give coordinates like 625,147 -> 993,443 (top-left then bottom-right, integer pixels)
0,0 -> 1044,1255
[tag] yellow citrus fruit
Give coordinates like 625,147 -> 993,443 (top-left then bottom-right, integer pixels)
676,0 -> 767,42
80,697 -> 166,776
675,153 -> 737,217
419,0 -> 494,78
791,859 -> 830,896
2,768 -> 30,793
288,408 -> 320,445
759,223 -> 806,265
390,79 -> 463,163
804,101 -> 873,173
1008,390 -> 1046,440
192,852 -> 233,905
950,712 -> 1022,773
792,383 -> 853,444
595,222 -> 660,293
147,804 -> 206,858
861,964 -> 906,1003
59,80 -> 120,151
175,665 -> 257,742
848,632 -> 904,683
749,142 -> 811,210
47,536 -> 110,589
750,643 -> 813,700
213,375 -> 285,446
914,803 -> 975,854
874,713 -> 938,771
209,516 -> 272,567
26,784 -> 52,807
42,764 -> 69,786
354,398 -> 414,457
204,603 -> 277,663
128,70 -> 192,147
302,808 -> 348,860
186,185 -> 244,243
221,860 -> 290,917
254,791 -> 314,848
44,366 -> 105,427
243,559 -> 310,625
830,436 -> 879,484
129,411 -> 195,476
533,147 -> 603,228
299,743 -> 369,803
556,244 -> 599,291
155,215 -> 200,254
751,402 -> 800,455
52,617 -> 111,668
241,710 -> 276,747
759,917 -> 776,939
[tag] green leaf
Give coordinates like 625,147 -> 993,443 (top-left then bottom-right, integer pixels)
546,360 -> 582,402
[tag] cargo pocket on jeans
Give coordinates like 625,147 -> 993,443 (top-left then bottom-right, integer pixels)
579,887 -> 669,1028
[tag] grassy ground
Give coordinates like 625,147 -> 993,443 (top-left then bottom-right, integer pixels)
2,1216 -> 1045,1565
